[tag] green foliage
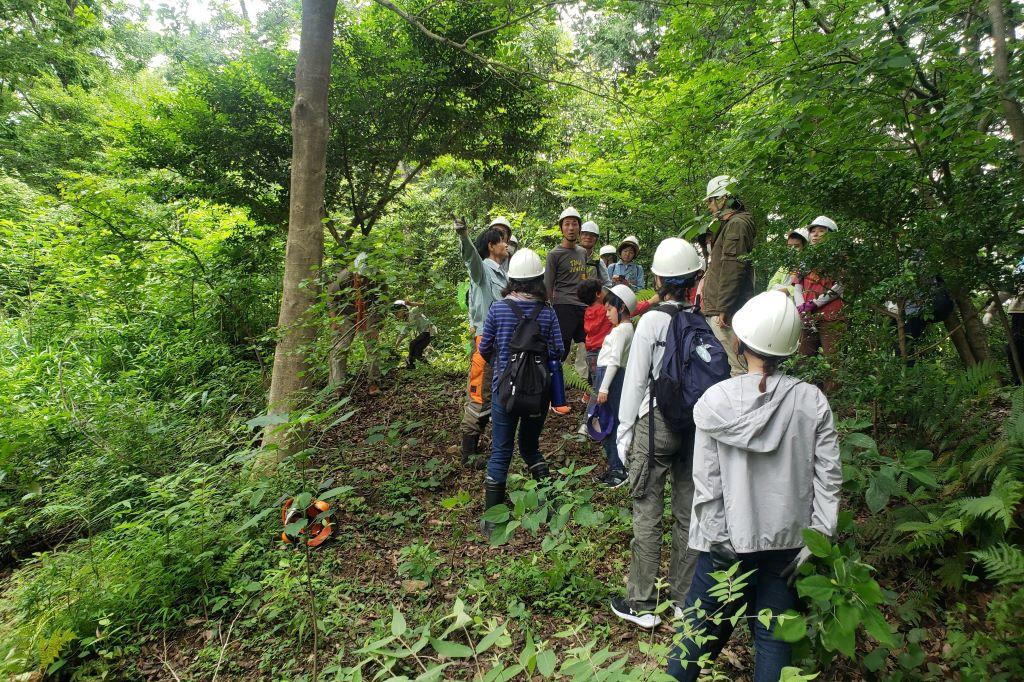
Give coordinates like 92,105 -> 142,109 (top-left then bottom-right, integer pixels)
970,543 -> 1024,586
397,541 -> 443,585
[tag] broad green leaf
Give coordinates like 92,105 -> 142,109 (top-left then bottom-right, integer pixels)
536,648 -> 556,677
772,611 -> 807,643
391,607 -> 407,637
430,639 -> 473,658
481,504 -> 510,523
802,529 -> 832,558
862,607 -> 896,646
795,575 -> 835,602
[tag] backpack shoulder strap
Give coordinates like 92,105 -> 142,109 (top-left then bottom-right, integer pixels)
525,300 -> 545,323
504,299 -> 525,320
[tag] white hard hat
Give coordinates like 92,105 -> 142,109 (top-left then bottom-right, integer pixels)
618,235 -> 640,253
604,284 -> 638,315
599,245 -> 616,257
808,215 -> 838,232
508,234 -> 519,246
558,206 -> 582,224
732,290 -> 802,357
704,175 -> 737,201
650,237 -> 702,278
788,227 -> 810,242
490,216 -> 511,230
507,248 -> 545,280
581,220 -> 599,235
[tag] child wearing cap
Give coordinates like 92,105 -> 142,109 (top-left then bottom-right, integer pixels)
588,283 -> 639,488
609,236 -> 645,290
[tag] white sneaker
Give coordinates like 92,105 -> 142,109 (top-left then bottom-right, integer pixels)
610,597 -> 661,629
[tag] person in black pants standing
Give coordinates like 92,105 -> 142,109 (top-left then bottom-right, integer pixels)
544,206 -> 591,360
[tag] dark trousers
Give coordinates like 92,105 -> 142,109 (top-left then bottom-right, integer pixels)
553,304 -> 586,361
667,549 -> 799,682
407,331 -> 432,367
486,391 -> 547,484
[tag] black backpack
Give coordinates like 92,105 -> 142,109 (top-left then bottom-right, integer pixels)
650,304 -> 731,434
496,300 -> 552,417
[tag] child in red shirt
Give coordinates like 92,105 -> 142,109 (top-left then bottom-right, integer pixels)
579,280 -> 612,388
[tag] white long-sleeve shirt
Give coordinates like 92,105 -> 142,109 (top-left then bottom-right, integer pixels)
615,301 -> 687,463
596,323 -> 634,393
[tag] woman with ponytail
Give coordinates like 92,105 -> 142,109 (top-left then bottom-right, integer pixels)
666,290 -> 843,682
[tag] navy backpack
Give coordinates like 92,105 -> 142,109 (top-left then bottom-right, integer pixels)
651,304 -> 731,434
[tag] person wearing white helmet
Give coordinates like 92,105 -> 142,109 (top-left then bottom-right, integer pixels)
766,227 -> 809,300
610,237 -> 704,630
579,220 -> 613,286
544,207 -> 592,365
454,218 -> 510,468
701,175 -> 756,377
599,244 -> 617,269
489,216 -> 513,272
666,290 -> 842,682
797,215 -> 844,365
589,283 -> 640,489
478,248 -> 564,538
609,235 -> 644,290
506,233 -> 518,259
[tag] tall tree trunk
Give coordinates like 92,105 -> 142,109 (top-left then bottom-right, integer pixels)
944,311 -> 977,367
952,286 -> 990,363
989,0 -> 1024,165
255,0 -> 339,473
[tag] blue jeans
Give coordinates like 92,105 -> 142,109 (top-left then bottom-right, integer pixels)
586,365 -> 625,471
486,391 -> 547,484
667,549 -> 799,682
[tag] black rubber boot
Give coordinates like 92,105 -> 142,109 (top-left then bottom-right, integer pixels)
529,460 -> 551,482
461,433 -> 479,468
480,478 -> 506,540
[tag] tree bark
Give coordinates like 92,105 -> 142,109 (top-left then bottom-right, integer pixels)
988,0 -> 1024,165
256,0 -> 339,472
952,285 -> 990,363
943,311 -> 976,367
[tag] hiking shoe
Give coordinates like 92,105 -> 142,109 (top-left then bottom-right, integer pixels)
610,597 -> 661,629
577,421 -> 589,436
550,404 -> 571,416
600,469 -> 628,489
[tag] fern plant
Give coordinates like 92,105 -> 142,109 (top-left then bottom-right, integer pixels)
970,543 -> 1024,585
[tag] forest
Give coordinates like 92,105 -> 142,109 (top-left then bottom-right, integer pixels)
1,0 -> 1023,679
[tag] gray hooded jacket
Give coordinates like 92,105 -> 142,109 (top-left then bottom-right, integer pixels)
688,373 -> 842,553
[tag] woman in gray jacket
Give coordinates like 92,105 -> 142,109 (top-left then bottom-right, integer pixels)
667,290 -> 842,682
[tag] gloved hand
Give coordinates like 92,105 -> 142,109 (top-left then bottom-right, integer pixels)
797,301 -> 818,314
709,540 -> 739,571
780,546 -> 814,586
453,216 -> 468,235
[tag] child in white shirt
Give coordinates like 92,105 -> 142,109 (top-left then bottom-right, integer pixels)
592,284 -> 639,488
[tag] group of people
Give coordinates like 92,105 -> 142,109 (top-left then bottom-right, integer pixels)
455,176 -> 844,681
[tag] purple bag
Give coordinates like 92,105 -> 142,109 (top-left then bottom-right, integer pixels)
586,402 -> 616,441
